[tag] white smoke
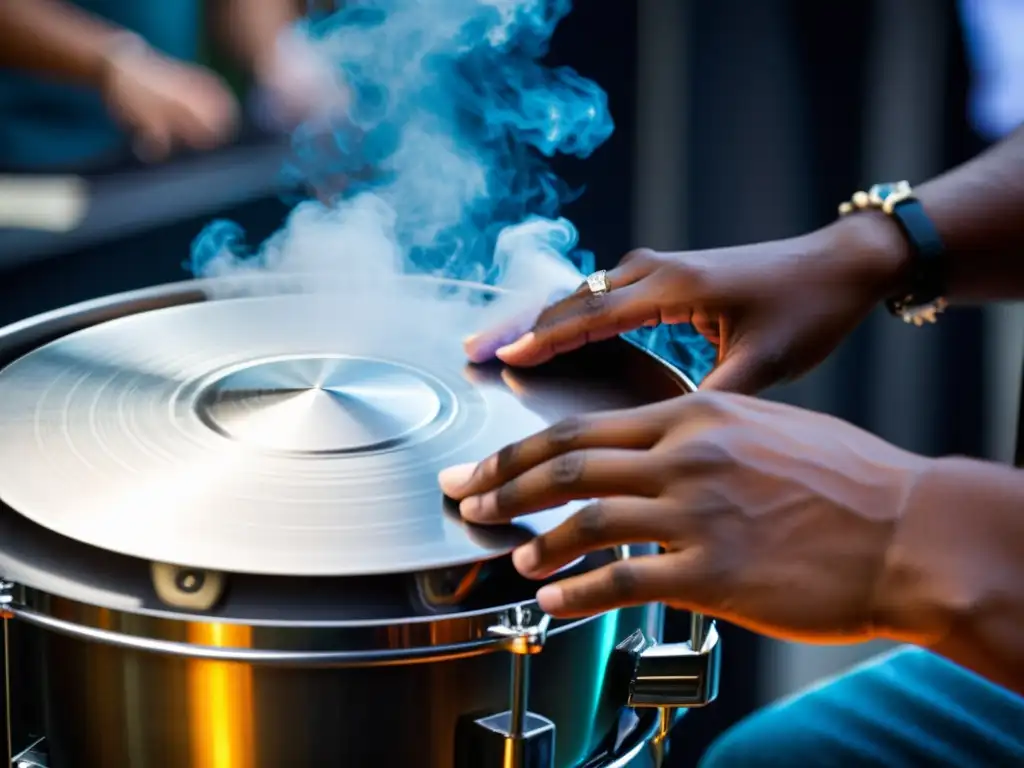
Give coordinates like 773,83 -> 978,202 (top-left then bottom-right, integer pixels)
191,0 -> 609,336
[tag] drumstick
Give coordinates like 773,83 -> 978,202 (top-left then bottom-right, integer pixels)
0,175 -> 89,232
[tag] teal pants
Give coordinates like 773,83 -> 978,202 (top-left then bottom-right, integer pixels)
699,647 -> 1024,767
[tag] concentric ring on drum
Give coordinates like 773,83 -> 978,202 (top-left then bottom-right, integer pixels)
193,354 -> 450,455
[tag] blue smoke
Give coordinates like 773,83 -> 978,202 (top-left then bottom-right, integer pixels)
189,0 -> 611,284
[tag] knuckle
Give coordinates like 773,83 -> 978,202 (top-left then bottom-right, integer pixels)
474,453 -> 500,484
494,480 -> 519,513
673,436 -> 734,468
608,562 -> 639,601
581,293 -> 609,316
546,416 -> 587,449
493,443 -> 518,477
550,452 -> 586,487
533,304 -> 567,332
573,501 -> 608,544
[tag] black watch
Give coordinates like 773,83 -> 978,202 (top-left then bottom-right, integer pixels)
839,181 -> 948,326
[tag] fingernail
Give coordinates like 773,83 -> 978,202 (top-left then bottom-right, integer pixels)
536,584 -> 565,613
463,332 -> 481,346
459,492 -> 496,521
495,332 -> 536,361
512,543 -> 539,574
438,463 -> 476,496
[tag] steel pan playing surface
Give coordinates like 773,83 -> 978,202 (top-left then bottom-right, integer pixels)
0,290 -> 676,577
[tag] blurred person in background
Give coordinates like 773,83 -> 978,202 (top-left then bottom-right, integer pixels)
0,0 -> 341,172
960,0 -> 1024,144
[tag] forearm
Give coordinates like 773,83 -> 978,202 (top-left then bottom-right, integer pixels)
824,124 -> 1024,303
0,0 -> 125,86
917,124 -> 1024,301
209,0 -> 302,75
876,457 -> 1024,696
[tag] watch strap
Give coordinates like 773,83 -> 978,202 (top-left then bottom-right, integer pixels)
839,181 -> 948,326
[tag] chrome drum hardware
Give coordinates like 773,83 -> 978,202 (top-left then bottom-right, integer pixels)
456,606 -> 721,768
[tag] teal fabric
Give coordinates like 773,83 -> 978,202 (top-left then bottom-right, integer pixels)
700,647 -> 1024,767
0,0 -> 200,170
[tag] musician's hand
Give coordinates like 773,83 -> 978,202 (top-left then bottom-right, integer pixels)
438,392 -> 935,643
467,215 -> 909,394
101,42 -> 239,162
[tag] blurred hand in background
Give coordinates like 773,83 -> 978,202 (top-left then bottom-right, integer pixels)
99,36 -> 239,163
0,0 -> 342,171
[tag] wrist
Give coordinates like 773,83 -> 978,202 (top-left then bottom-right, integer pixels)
870,457 -> 1016,645
811,210 -> 914,303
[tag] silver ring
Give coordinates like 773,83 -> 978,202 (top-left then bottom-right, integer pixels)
585,270 -> 610,296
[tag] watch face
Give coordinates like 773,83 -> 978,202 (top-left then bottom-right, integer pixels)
868,181 -> 911,205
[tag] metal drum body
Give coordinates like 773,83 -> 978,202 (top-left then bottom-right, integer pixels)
0,277 -> 720,768
9,598 -> 662,767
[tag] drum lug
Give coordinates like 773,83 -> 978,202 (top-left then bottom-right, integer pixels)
150,563 -> 225,612
618,614 -> 721,710
454,605 -> 556,768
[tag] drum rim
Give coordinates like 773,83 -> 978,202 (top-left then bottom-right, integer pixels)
6,592 -> 608,666
4,546 -> 660,663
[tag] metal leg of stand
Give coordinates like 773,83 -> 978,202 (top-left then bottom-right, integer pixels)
10,742 -> 45,768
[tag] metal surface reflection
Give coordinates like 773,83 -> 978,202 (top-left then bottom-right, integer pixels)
0,290 -> 658,578
186,623 -> 255,768
196,355 -> 447,454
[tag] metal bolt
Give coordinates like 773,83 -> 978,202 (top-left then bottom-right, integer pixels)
174,570 -> 205,594
488,605 -> 550,656
0,581 -> 13,618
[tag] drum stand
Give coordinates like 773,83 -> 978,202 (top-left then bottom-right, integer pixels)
458,607 -> 720,768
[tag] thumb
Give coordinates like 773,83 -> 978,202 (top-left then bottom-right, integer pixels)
699,334 -> 788,395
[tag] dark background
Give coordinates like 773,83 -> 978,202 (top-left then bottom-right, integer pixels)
0,1 -> 1015,766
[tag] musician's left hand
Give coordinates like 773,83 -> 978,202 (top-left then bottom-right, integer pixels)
438,392 -> 935,644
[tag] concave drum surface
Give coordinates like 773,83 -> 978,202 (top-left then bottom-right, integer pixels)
0,275 -> 707,768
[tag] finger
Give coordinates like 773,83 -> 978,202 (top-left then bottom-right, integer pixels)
134,121 -> 172,163
699,335 -> 788,395
535,549 -> 709,618
170,104 -> 223,150
492,257 -> 655,367
173,87 -> 239,148
463,287 -> 574,364
690,311 -> 720,345
512,497 -> 675,578
458,448 -> 662,523
438,405 -> 671,498
496,283 -> 663,367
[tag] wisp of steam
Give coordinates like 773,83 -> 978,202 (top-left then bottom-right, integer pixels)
189,0 -> 714,381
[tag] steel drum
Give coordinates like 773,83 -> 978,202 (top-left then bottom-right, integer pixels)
0,275 -> 720,768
